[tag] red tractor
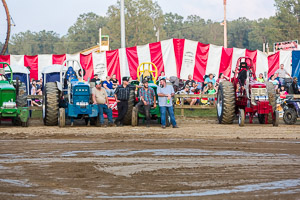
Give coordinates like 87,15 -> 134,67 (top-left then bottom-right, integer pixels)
217,57 -> 279,126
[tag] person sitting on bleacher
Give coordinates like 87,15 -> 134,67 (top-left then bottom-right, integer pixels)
203,82 -> 217,106
204,73 -> 216,86
185,74 -> 196,88
289,77 -> 300,94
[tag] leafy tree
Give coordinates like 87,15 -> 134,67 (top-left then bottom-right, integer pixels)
9,30 -> 62,55
106,0 -> 165,49
66,12 -> 108,53
227,17 -> 253,49
163,12 -> 184,39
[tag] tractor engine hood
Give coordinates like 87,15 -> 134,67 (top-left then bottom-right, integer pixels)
249,81 -> 266,89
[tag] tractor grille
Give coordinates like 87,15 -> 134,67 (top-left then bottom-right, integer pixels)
251,88 -> 267,96
251,88 -> 267,105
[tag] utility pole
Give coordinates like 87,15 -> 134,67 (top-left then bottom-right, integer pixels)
120,0 -> 126,48
223,0 -> 227,48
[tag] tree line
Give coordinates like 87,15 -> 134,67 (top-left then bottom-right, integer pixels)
4,0 -> 300,55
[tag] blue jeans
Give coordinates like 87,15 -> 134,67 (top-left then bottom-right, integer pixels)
105,89 -> 114,97
98,104 -> 113,124
160,106 -> 177,126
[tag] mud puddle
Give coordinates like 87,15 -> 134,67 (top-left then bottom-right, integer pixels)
95,179 -> 300,199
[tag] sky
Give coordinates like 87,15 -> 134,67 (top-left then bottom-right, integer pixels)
0,0 -> 276,42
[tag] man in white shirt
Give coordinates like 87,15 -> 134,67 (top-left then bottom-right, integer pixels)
275,64 -> 292,86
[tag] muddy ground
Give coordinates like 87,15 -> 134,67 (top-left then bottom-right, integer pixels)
0,118 -> 300,199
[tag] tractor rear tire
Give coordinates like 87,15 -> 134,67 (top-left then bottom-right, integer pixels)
267,82 -> 276,124
283,108 -> 297,125
16,83 -> 27,108
59,108 -> 65,127
217,81 -> 236,124
238,109 -> 245,127
44,82 -> 59,126
123,89 -> 135,125
132,106 -> 139,126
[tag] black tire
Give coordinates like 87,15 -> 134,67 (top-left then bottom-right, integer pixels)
217,81 -> 236,124
123,89 -> 135,125
59,108 -> 65,127
131,106 -> 139,126
266,82 -> 276,124
283,108 -> 297,125
89,82 -> 95,103
238,109 -> 245,127
16,83 -> 27,108
273,111 -> 279,127
21,121 -> 29,127
95,116 -> 100,127
258,114 -> 265,124
44,82 -> 59,126
90,117 -> 97,126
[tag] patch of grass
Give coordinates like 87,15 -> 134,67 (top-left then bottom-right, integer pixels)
175,108 -> 217,118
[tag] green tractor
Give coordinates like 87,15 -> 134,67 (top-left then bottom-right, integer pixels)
0,62 -> 29,127
131,62 -> 170,126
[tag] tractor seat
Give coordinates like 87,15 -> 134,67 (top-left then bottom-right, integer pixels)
239,62 -> 248,70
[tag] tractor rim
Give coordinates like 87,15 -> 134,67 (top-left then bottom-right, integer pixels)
217,92 -> 222,117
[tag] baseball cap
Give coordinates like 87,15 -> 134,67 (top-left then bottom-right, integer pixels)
95,80 -> 101,85
143,78 -> 148,84
122,77 -> 129,82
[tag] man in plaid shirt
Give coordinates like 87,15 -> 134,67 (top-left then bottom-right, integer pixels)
136,79 -> 157,127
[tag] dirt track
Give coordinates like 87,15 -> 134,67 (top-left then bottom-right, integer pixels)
0,118 -> 300,199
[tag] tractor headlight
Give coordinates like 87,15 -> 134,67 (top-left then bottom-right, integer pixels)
255,96 -> 269,101
76,102 -> 89,108
3,102 -> 16,108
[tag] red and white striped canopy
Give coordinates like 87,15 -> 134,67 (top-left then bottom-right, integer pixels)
0,38 -> 293,82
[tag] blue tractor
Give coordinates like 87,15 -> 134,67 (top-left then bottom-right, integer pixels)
43,60 -> 98,127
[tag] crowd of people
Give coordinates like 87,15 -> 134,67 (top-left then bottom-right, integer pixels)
29,65 -> 300,128
30,78 -> 43,107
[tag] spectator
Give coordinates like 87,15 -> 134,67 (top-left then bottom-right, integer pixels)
275,64 -> 292,86
257,73 -> 265,83
185,74 -> 196,88
204,73 -> 216,86
111,74 -> 119,89
280,86 -> 288,96
39,78 -> 44,93
31,80 -> 41,107
90,74 -> 100,82
269,75 -> 279,90
180,85 -> 197,106
92,81 -> 114,127
135,79 -> 156,127
114,77 -> 131,126
216,73 -> 229,83
102,76 -> 114,97
157,78 -> 178,129
204,82 -> 217,105
290,77 -> 300,94
158,71 -> 168,81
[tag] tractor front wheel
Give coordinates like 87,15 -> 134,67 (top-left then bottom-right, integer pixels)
131,107 -> 139,126
258,114 -> 265,124
283,108 -> 297,125
273,111 -> 279,127
238,109 -> 245,127
59,108 -> 65,127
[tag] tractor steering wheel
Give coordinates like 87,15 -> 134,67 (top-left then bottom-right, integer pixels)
137,62 -> 158,82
